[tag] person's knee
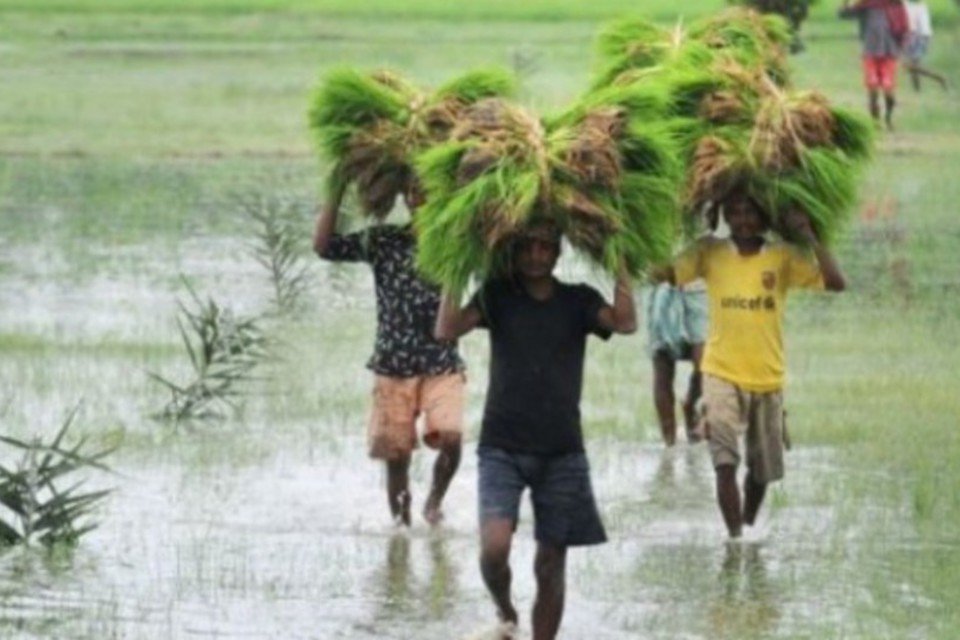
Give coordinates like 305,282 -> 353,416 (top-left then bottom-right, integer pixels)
481,523 -> 513,568
387,454 -> 412,475
653,351 -> 675,376
480,547 -> 510,580
715,464 -> 737,483
744,469 -> 766,487
434,431 -> 462,455
534,546 -> 567,588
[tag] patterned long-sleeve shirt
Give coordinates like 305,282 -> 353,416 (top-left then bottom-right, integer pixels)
319,224 -> 464,377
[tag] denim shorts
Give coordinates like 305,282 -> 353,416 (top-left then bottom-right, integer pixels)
477,446 -> 607,547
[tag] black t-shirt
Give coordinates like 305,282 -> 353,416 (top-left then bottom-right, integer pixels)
470,278 -> 612,455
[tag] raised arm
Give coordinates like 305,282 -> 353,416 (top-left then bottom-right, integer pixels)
312,179 -> 347,256
434,288 -> 483,341
784,209 -> 847,292
810,241 -> 846,291
597,265 -> 638,335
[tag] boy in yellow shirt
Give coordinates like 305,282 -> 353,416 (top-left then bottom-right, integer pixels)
665,186 -> 846,539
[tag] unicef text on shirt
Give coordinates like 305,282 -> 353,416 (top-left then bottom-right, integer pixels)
720,296 -> 776,311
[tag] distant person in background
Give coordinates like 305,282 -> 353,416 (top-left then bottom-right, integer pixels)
313,180 -> 465,528
839,0 -> 906,129
645,282 -> 707,447
904,0 -> 948,92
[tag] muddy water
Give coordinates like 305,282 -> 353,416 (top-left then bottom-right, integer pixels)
0,240 -> 932,639
0,432 -> 856,639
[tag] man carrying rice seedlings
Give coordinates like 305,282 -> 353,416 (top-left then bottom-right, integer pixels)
435,220 -> 637,640
308,68 -> 515,528
661,185 -> 846,540
839,0 -> 905,129
313,180 -> 465,528
645,281 -> 708,446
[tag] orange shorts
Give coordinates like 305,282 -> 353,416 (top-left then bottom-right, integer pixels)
368,373 -> 466,460
862,56 -> 897,92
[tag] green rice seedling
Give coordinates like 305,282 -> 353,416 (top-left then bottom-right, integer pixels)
149,280 -> 269,427
414,96 -> 682,293
726,0 -> 818,52
586,14 -> 794,242
649,52 -> 875,245
308,67 -> 515,219
240,192 -> 314,315
687,7 -> 793,81
593,18 -> 722,86
0,405 -> 114,548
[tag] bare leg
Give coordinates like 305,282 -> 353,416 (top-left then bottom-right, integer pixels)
909,66 -> 921,92
868,89 -> 880,122
480,518 -> 519,631
716,464 -> 742,538
387,456 -> 412,526
884,92 -> 896,131
682,343 -> 704,440
742,472 -> 768,527
532,544 -> 567,640
423,434 -> 462,526
652,350 -> 677,447
909,64 -> 948,91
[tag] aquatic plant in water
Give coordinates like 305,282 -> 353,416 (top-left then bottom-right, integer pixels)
149,280 -> 268,426
0,406 -> 114,548
241,192 -> 314,315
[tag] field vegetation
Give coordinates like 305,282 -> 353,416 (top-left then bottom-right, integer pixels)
0,0 -> 958,637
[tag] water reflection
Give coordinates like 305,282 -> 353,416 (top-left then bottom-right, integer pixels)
649,446 -> 711,507
425,533 -> 456,617
709,543 -> 781,638
381,533 -> 413,614
371,531 -> 459,627
0,546 -> 86,636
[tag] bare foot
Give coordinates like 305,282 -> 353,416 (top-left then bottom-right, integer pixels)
497,607 -> 519,639
423,500 -> 444,527
496,620 -> 518,640
393,489 -> 411,527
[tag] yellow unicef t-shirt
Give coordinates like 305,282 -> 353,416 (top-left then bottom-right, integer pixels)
674,237 -> 823,392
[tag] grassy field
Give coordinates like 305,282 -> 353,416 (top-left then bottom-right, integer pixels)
1,0 -> 960,638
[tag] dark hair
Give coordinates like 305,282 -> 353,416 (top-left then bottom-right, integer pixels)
723,184 -> 771,227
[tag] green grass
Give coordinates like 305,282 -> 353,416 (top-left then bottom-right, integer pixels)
0,0 -> 732,20
1,0 -> 957,23
1,3 -> 960,637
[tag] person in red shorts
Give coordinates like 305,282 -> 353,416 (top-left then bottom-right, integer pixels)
314,181 -> 465,528
840,0 -> 904,130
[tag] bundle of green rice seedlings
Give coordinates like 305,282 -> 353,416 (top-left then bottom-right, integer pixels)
414,97 -> 682,292
547,81 -> 671,131
550,105 -> 681,274
684,87 -> 874,245
308,67 -> 514,219
592,9 -> 790,106
414,99 -> 548,292
687,7 -> 793,85
592,19 -> 716,90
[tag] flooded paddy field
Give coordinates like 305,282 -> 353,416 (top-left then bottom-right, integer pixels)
2,4 -> 960,639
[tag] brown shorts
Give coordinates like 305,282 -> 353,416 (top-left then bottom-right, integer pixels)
702,374 -> 788,484
368,373 -> 466,460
